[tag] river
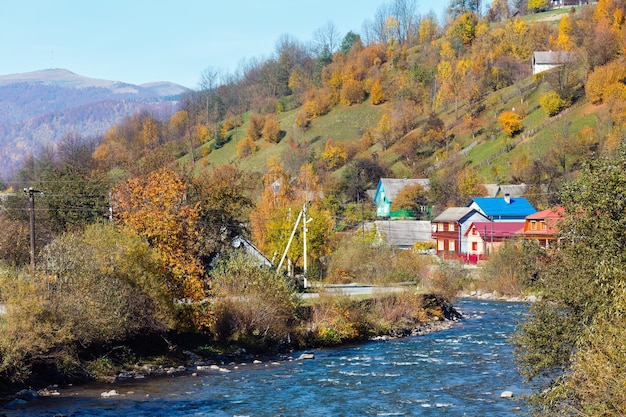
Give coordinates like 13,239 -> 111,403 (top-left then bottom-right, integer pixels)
4,298 -> 530,416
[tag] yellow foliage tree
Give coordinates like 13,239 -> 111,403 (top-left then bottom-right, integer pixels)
498,111 -> 523,136
553,15 -> 574,50
321,138 -> 349,169
250,158 -> 293,255
236,136 -> 257,158
370,79 -> 385,105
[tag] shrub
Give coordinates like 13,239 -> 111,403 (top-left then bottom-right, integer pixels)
236,136 -> 257,158
540,91 -> 568,116
261,115 -> 281,143
425,260 -> 468,302
367,292 -> 427,334
210,252 -> 300,350
247,113 -> 265,140
307,294 -> 367,345
325,232 -> 430,285
0,223 -> 175,384
479,239 -> 544,297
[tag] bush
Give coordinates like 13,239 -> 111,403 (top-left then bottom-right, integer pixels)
325,232 -> 430,285
367,292 -> 427,334
307,294 -> 367,345
540,91 -> 568,116
425,260 -> 468,302
236,136 -> 257,158
210,252 -> 300,350
479,239 -> 544,297
0,223 -> 175,384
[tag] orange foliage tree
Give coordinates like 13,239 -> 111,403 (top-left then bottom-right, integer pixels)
498,111 -> 523,136
262,115 -> 282,143
112,168 -> 209,330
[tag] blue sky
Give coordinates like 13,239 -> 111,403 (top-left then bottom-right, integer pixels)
0,1 -> 448,89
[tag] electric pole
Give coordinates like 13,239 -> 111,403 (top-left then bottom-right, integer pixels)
24,187 -> 41,278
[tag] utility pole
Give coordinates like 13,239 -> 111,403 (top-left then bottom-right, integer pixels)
302,202 -> 312,289
24,187 -> 41,278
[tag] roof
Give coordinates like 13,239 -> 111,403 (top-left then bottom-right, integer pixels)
377,178 -> 430,202
525,206 -> 564,221
533,51 -> 576,65
465,221 -> 523,238
468,197 -> 536,220
482,184 -> 527,198
368,220 -> 434,247
433,207 -> 479,222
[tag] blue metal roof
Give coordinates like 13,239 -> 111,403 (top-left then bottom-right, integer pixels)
468,197 -> 536,220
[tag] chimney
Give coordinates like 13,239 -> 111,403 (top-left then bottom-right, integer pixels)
504,193 -> 511,204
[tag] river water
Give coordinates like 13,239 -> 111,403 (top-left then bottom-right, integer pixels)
4,299 -> 530,416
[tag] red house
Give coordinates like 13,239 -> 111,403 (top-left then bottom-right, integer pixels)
431,207 -> 488,255
464,221 -> 524,259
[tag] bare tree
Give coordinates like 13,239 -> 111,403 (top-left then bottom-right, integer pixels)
313,21 -> 341,55
362,3 -> 392,44
391,0 -> 418,46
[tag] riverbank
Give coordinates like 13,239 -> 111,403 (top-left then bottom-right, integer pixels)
1,292 -> 461,408
2,299 -> 530,417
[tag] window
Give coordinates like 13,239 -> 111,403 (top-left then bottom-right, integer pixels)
438,240 -> 444,251
448,222 -> 455,232
472,242 -> 478,251
437,223 -> 444,231
449,240 -> 455,251
472,227 -> 477,235
540,221 -> 546,230
530,220 -> 537,230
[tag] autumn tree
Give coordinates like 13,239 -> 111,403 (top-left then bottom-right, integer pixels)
513,146 -> 626,415
189,164 -> 255,261
262,114 -> 282,143
236,136 -> 258,158
340,79 -> 366,105
250,158 -> 294,256
112,169 -> 208,329
320,138 -> 349,169
540,91 -> 568,116
265,202 -> 335,274
498,111 -> 523,136
370,78 -> 385,104
376,113 -> 394,150
458,166 -> 488,202
247,113 -> 265,140
394,183 -> 428,218
527,0 -> 549,12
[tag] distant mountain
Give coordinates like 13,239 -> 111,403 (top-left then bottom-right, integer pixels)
0,69 -> 189,180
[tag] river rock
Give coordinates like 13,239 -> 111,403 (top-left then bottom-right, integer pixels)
16,389 -> 39,401
298,352 -> 315,360
101,390 -> 119,398
500,390 -> 514,398
5,398 -> 28,408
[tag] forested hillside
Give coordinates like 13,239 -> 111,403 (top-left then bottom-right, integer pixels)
0,69 -> 186,178
2,0 -> 626,413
